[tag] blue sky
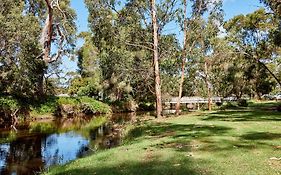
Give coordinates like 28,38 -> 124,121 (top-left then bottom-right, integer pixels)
63,0 -> 264,72
71,0 -> 263,34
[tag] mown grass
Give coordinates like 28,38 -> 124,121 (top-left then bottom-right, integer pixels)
44,102 -> 281,175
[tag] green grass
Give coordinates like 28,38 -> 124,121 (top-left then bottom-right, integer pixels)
44,102 -> 281,175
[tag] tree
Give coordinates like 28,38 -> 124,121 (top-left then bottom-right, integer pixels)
0,0 -> 76,100
225,8 -> 281,94
175,0 -> 188,115
150,0 -> 162,117
175,0 -> 223,112
83,0 -> 179,114
37,0 -> 77,96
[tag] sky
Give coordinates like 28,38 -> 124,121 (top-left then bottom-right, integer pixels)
63,0 -> 264,73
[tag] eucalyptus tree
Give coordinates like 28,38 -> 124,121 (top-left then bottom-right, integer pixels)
84,0 -> 180,115
261,0 -> 281,16
0,0 -> 76,100
150,0 -> 163,117
84,0 -> 150,102
225,8 -> 280,96
0,1 -> 41,99
175,0 -> 188,115
175,0 -> 224,112
68,32 -> 102,97
126,0 -> 179,117
37,0 -> 77,96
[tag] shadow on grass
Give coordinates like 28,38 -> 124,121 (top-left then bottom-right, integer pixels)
125,121 -> 281,154
50,157 -> 208,175
241,132 -> 281,140
202,110 -> 281,122
192,130 -> 281,153
126,122 -> 232,141
124,122 -> 232,154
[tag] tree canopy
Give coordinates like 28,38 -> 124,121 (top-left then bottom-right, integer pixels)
1,0 -> 280,113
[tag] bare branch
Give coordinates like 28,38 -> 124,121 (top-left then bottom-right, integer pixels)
125,42 -> 154,51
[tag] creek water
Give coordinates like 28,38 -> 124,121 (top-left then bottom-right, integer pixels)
0,113 -> 140,175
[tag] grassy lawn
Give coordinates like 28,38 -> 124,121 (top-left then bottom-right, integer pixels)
44,102 -> 281,175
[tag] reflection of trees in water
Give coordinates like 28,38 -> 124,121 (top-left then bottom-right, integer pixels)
76,144 -> 89,158
88,112 -> 139,150
0,112 -> 142,174
53,116 -> 93,131
0,135 -> 45,175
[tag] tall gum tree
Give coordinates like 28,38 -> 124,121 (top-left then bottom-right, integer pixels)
175,0 -> 187,115
176,0 -> 223,113
150,0 -> 162,118
38,0 -> 77,96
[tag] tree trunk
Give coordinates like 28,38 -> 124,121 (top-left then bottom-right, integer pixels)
205,61 -> 212,111
36,0 -> 53,97
150,0 -> 162,118
176,0 -> 187,115
258,60 -> 281,88
38,73 -> 45,97
42,0 -> 53,64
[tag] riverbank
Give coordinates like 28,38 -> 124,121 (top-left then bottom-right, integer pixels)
0,96 -> 112,128
44,101 -> 281,175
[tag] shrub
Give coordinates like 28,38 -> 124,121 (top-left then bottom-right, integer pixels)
237,99 -> 248,107
0,96 -> 19,111
216,102 -> 223,106
30,96 -> 58,115
30,96 -> 111,117
79,97 -> 111,114
220,102 -> 238,110
57,97 -> 80,106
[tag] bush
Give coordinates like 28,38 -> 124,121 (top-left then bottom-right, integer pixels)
220,102 -> 238,110
138,102 -> 155,111
30,97 -> 58,115
237,99 -> 248,107
0,96 -> 19,111
57,97 -> 80,105
216,102 -> 223,106
30,96 -> 111,117
79,97 -> 111,114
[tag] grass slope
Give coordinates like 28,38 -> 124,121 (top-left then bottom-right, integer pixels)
44,102 -> 281,175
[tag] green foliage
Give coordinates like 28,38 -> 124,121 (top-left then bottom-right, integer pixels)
0,96 -> 19,111
223,9 -> 280,97
29,96 -> 111,116
30,97 -> 58,115
0,0 -> 77,101
220,102 -> 238,110
57,97 -> 80,106
80,97 -> 111,114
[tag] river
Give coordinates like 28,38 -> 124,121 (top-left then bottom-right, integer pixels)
0,112 -> 141,175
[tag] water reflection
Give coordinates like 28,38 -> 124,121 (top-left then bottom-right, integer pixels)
0,112 -> 140,175
42,132 -> 89,167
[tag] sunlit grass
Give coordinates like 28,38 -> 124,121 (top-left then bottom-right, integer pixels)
44,101 -> 281,175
